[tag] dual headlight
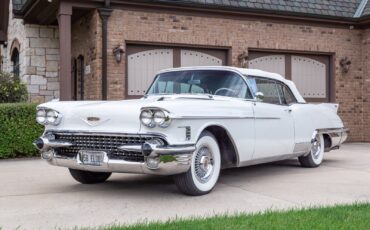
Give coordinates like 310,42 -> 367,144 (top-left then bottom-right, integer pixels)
140,109 -> 171,128
36,108 -> 62,125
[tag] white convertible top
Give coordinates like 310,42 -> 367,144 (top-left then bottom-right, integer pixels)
158,66 -> 306,103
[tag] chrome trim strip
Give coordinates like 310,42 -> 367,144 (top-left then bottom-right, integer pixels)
118,144 -> 196,155
255,117 -> 280,120
293,142 -> 311,154
316,127 -> 348,134
45,130 -> 167,139
239,152 -> 304,167
171,115 -> 254,119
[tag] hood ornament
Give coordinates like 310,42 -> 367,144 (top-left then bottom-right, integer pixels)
82,116 -> 110,126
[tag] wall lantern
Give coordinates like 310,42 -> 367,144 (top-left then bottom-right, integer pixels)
237,51 -> 248,68
340,57 -> 351,73
113,45 -> 125,63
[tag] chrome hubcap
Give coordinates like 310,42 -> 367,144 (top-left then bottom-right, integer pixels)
311,134 -> 321,159
194,146 -> 214,183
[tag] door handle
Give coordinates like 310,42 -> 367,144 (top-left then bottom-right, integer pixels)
284,108 -> 292,113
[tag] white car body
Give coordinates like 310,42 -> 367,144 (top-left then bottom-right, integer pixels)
35,66 -> 347,178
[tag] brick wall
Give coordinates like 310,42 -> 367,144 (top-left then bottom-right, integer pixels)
73,9 -> 367,141
71,10 -> 101,100
362,29 -> 370,141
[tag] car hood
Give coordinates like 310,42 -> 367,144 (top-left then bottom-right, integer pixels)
39,99 -> 156,133
38,94 -> 249,133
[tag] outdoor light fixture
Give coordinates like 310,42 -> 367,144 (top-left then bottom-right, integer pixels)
340,57 -> 351,73
238,51 -> 248,68
113,45 -> 124,63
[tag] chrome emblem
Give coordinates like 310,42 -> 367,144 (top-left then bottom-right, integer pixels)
87,117 -> 100,122
82,116 -> 109,126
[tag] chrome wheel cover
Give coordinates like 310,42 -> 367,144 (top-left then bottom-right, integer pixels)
194,146 -> 214,183
311,134 -> 322,160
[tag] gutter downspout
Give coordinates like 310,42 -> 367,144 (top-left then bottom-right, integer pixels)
98,0 -> 112,100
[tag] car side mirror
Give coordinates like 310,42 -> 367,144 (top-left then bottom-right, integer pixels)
255,92 -> 264,102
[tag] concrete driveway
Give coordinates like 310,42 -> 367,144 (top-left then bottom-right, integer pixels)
0,143 -> 369,230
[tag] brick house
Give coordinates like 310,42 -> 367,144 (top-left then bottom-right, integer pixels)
0,0 -> 370,142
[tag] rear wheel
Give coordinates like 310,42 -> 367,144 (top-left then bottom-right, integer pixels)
174,131 -> 221,196
299,133 -> 325,168
69,168 -> 112,184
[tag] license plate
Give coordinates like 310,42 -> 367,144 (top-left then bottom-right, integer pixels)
79,151 -> 105,166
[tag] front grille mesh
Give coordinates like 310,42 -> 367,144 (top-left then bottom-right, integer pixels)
52,132 -> 163,162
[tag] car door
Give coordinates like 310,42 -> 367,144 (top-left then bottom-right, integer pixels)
248,77 -> 295,159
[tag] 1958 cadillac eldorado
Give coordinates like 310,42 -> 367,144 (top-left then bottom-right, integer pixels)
34,66 -> 347,195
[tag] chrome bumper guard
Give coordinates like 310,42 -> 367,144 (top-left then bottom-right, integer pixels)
317,127 -> 348,152
35,137 -> 195,176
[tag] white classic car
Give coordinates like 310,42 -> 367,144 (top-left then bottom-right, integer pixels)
34,66 -> 347,195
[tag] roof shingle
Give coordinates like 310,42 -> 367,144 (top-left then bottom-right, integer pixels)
12,0 -> 369,19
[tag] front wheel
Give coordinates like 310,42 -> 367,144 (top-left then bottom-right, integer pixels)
298,133 -> 325,168
69,168 -> 112,184
173,131 -> 221,196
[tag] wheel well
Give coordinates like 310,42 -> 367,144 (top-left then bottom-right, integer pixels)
204,126 -> 238,169
323,134 -> 332,151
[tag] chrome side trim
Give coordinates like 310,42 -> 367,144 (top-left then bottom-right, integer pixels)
239,152 -> 304,167
293,142 -> 311,154
171,115 -> 254,120
255,117 -> 280,120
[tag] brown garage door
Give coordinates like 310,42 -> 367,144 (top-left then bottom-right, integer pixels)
126,44 -> 228,97
248,51 -> 331,103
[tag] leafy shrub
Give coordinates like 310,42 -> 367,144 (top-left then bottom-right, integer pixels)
0,72 -> 28,103
0,103 -> 43,158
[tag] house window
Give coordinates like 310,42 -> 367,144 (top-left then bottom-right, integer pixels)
11,48 -> 19,76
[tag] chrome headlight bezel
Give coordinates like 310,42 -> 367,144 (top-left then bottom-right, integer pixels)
140,108 -> 171,128
36,108 -> 62,126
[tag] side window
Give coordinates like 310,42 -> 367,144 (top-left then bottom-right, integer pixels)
253,78 -> 281,105
282,85 -> 297,105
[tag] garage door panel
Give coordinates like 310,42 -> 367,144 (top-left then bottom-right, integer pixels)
180,50 -> 223,67
128,49 -> 173,96
248,55 -> 286,78
291,56 -> 326,99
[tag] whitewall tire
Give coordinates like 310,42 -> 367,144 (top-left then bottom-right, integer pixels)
173,131 -> 221,196
299,133 -> 325,168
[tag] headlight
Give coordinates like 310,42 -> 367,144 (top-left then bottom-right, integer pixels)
153,110 -> 171,128
140,109 -> 171,128
140,110 -> 155,128
36,108 -> 61,125
36,109 -> 46,124
46,110 -> 59,124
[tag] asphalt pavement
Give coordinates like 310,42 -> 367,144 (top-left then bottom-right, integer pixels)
0,143 -> 369,229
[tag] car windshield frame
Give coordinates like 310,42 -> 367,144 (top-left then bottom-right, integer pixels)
146,69 -> 254,100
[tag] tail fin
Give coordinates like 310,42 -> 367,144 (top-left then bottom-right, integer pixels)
319,103 -> 339,113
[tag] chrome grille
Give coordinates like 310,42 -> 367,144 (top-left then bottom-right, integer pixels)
51,132 -> 164,162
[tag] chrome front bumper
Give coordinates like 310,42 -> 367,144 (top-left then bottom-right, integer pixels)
35,137 -> 195,176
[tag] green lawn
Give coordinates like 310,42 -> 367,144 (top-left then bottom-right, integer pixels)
100,203 -> 370,230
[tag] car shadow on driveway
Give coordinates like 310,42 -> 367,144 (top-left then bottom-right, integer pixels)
63,157 -> 344,197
